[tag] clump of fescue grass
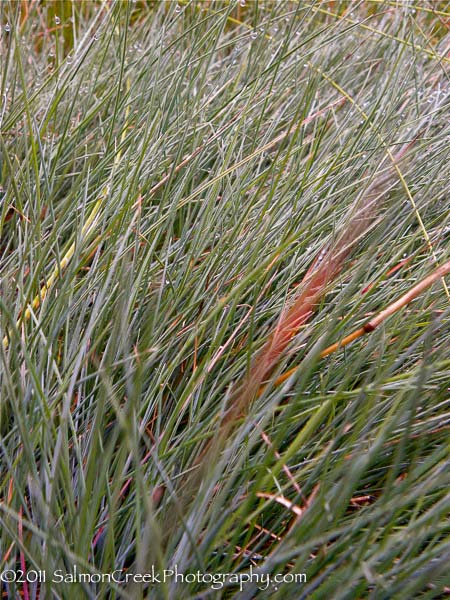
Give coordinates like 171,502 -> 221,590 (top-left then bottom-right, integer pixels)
1,1 -> 450,598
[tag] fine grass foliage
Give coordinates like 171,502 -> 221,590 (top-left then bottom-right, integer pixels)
1,1 -> 450,598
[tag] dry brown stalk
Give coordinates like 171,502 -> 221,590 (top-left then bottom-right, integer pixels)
272,257 -> 450,390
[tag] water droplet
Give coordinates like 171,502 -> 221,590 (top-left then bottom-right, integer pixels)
66,54 -> 73,64
5,23 -> 11,32
239,0 -> 246,5
251,30 -> 258,40
54,15 -> 60,25
175,4 -> 181,13
93,32 -> 99,41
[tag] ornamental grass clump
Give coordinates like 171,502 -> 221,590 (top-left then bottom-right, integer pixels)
1,2 -> 450,599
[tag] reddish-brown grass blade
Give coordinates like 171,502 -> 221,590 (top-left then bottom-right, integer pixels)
222,142 -> 413,425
